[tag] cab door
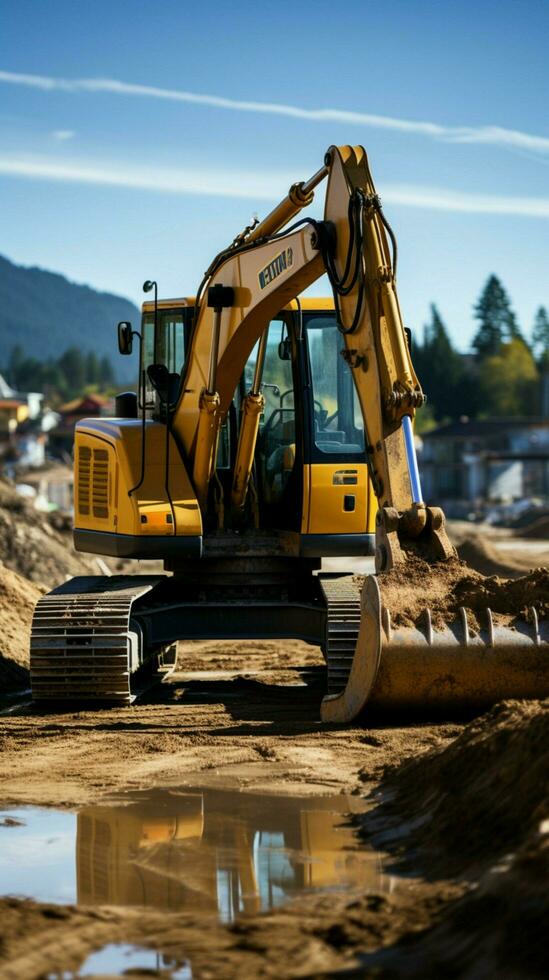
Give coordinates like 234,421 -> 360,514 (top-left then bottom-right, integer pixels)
301,314 -> 376,540
244,316 -> 303,530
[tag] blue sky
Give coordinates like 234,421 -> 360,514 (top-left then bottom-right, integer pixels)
1,0 -> 548,350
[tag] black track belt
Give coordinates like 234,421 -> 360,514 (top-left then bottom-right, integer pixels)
319,575 -> 362,695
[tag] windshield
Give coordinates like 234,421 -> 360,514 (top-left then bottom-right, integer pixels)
305,315 -> 365,455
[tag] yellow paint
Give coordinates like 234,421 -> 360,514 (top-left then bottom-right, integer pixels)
142,296 -> 194,313
143,295 -> 335,316
74,419 -> 202,538
303,463 -> 376,534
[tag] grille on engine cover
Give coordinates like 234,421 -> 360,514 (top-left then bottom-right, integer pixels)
77,446 -> 91,516
92,448 -> 109,518
78,445 -> 110,520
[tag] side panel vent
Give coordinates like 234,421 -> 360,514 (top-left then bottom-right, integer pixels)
77,446 -> 91,516
92,448 -> 109,519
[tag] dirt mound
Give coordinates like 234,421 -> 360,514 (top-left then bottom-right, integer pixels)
352,824 -> 549,980
457,534 -> 525,577
377,556 -> 549,630
371,699 -> 548,873
519,516 -> 549,539
0,563 -> 43,689
0,480 -> 93,587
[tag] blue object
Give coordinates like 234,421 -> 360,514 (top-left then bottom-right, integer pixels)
402,415 -> 423,504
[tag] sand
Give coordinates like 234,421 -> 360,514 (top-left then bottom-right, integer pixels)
377,555 -> 549,631
519,516 -> 549,539
0,480 -> 94,588
354,699 -> 549,979
0,564 -> 42,689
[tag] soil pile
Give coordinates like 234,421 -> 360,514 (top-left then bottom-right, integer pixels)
377,556 -> 549,630
456,534 -> 525,578
518,515 -> 549,539
370,699 -> 548,872
0,563 -> 43,688
352,825 -> 549,980
0,480 -> 93,587
354,701 -> 549,979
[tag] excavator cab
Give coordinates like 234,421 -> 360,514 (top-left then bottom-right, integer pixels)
139,300 -> 189,411
134,295 -> 376,552
240,301 -> 374,544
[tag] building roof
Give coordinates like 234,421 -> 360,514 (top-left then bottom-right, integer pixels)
0,399 -> 25,409
59,394 -> 111,413
423,418 -> 549,440
0,374 -> 16,399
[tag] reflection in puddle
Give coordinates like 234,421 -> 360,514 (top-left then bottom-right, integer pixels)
0,786 -> 396,922
49,943 -> 191,978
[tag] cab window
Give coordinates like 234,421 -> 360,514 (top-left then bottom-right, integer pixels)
140,310 -> 185,407
245,318 -> 295,504
305,315 -> 365,455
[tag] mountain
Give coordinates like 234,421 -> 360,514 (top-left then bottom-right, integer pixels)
0,253 -> 140,376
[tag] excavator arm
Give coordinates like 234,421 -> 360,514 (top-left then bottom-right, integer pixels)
172,145 -> 454,569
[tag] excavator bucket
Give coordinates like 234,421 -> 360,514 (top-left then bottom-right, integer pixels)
321,572 -> 549,724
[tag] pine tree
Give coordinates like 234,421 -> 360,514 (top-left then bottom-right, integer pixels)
85,351 -> 100,385
99,356 -> 115,387
8,345 -> 25,388
532,306 -> 549,366
416,305 -> 467,422
472,275 -> 520,358
58,348 -> 86,395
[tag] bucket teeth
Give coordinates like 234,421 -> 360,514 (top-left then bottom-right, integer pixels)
321,574 -> 549,724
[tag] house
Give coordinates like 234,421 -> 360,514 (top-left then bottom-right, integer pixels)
48,393 -> 113,457
0,373 -> 47,468
419,417 -> 549,513
0,373 -> 43,434
11,408 -> 60,469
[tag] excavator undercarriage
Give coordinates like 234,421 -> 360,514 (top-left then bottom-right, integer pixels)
30,550 -> 362,707
30,558 -> 549,717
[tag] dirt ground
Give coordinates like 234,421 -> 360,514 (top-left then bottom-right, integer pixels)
0,505 -> 547,978
0,639 -> 462,808
0,638 -> 467,980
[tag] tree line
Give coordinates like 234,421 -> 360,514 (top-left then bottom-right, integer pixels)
413,275 -> 549,430
4,346 -> 115,403
2,275 -> 548,422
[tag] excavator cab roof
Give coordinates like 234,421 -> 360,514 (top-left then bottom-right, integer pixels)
141,296 -> 335,314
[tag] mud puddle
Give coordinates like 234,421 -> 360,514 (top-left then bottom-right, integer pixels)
0,784 -> 403,924
50,943 -> 192,978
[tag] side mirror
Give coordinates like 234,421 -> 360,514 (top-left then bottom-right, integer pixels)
118,321 -> 133,355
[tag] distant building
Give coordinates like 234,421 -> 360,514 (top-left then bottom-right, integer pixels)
0,373 -> 44,434
49,393 -> 113,457
420,418 -> 549,512
0,373 -> 47,468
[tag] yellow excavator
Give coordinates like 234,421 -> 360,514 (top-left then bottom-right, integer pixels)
30,145 -> 548,719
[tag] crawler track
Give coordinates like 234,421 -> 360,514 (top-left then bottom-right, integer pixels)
319,575 -> 361,695
30,576 -> 165,705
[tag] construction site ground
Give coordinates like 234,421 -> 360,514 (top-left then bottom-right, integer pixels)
0,483 -> 547,979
